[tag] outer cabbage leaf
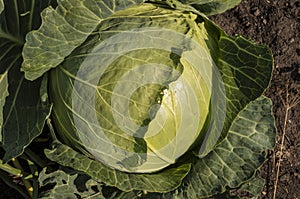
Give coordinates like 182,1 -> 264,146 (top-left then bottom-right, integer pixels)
21,0 -> 146,81
110,192 -> 141,199
0,0 -> 54,161
217,33 -> 273,139
239,173 -> 265,197
195,18 -> 273,157
178,0 -> 242,15
45,140 -> 191,193
153,0 -> 241,16
0,72 -> 8,142
0,0 -> 3,13
39,168 -> 105,199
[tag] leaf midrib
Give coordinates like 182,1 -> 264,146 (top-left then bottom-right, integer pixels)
0,30 -> 24,45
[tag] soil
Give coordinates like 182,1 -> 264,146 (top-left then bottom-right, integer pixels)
0,0 -> 299,198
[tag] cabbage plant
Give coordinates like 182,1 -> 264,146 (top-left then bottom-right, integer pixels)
0,0 -> 275,198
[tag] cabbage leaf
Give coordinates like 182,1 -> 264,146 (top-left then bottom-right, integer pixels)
21,0 -> 145,81
0,0 -> 3,13
0,0 -> 54,161
45,140 -> 191,193
0,72 -> 8,143
177,0 -> 242,15
38,169 -> 106,199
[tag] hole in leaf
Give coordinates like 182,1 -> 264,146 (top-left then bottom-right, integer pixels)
74,193 -> 81,199
39,183 -> 56,193
74,174 -> 90,192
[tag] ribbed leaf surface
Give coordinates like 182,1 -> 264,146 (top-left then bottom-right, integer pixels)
21,0 -> 145,80
0,0 -> 54,161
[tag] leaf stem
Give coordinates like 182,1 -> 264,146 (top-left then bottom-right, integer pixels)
28,0 -> 35,32
0,159 -> 22,177
0,30 -> 24,45
47,118 -> 58,141
24,148 -> 48,168
26,159 -> 39,199
12,158 -> 33,198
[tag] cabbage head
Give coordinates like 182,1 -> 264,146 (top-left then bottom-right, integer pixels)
49,3 -> 225,173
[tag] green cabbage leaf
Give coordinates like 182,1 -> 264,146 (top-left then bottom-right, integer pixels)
176,0 -> 242,15
0,0 -> 3,13
0,0 -> 54,161
0,72 -> 8,143
38,168 -> 106,199
21,0 -> 145,81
